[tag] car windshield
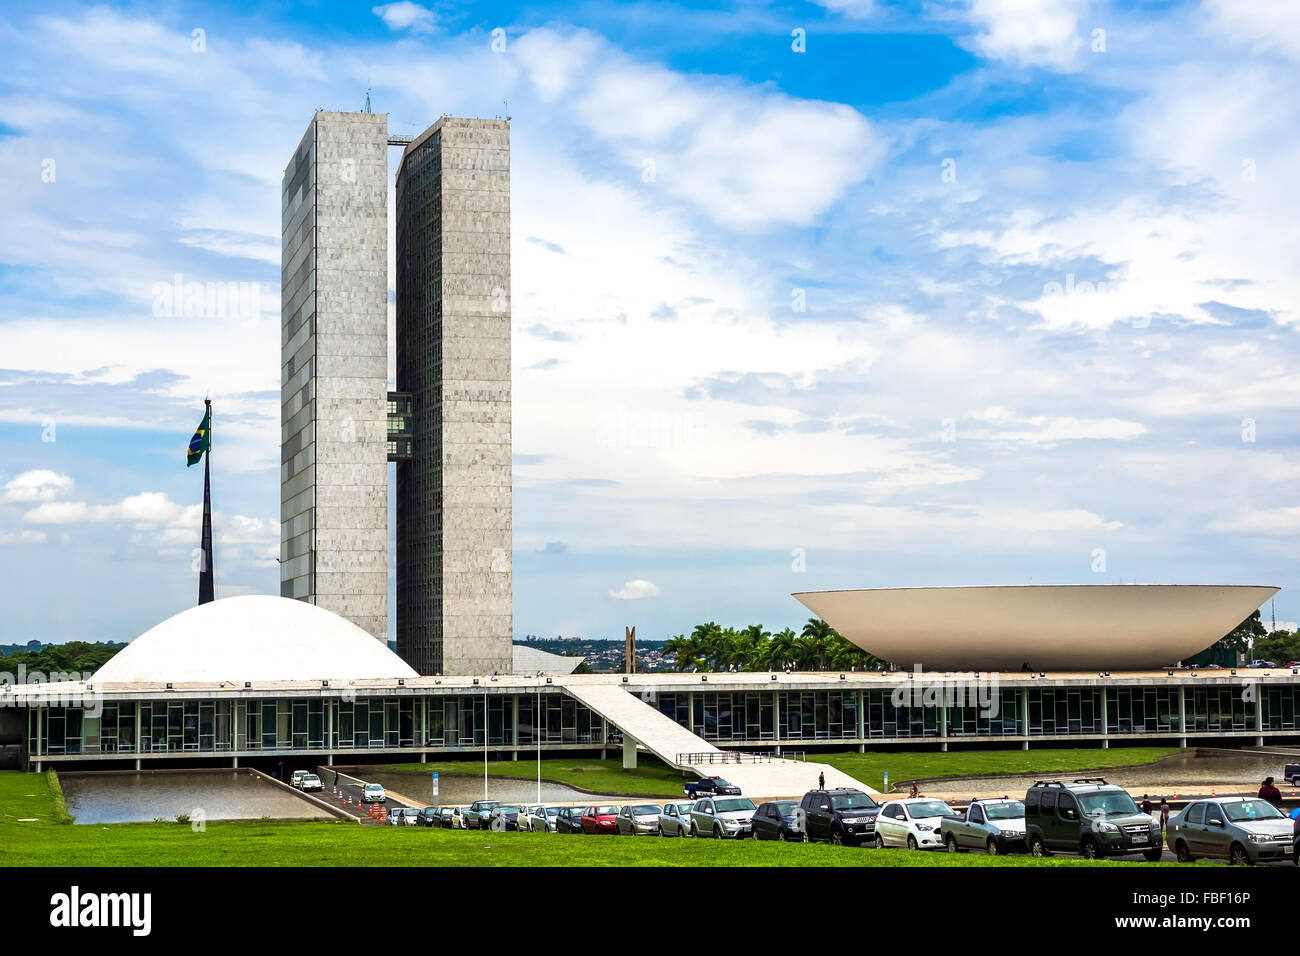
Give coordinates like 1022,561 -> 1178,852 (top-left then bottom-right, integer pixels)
364,784 -> 383,792
479,801 -> 500,809
500,806 -> 521,814
1078,792 -> 1140,817
596,806 -> 618,814
711,779 -> 733,788
632,804 -> 661,815
303,775 -> 319,783
674,803 -> 694,813
1222,800 -> 1285,822
714,798 -> 755,813
546,807 -> 561,816
907,801 -> 957,818
983,801 -> 1025,820
774,801 -> 799,815
831,792 -> 879,810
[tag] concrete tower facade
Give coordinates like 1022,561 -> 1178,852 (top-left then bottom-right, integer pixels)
279,111 -> 390,641
394,118 -> 513,676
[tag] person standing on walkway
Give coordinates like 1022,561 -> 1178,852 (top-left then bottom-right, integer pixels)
818,771 -> 825,790
1141,794 -> 1152,815
1259,776 -> 1283,809
1159,797 -> 1170,833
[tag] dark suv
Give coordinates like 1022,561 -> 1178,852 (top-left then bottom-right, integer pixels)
797,788 -> 881,846
1024,778 -> 1163,861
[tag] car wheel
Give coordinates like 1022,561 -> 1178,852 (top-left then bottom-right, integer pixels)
831,830 -> 845,846
1174,841 -> 1192,863
714,825 -> 724,840
1029,835 -> 1050,857
986,837 -> 999,856
944,834 -> 958,853
689,822 -> 698,838
1229,843 -> 1252,866
1080,838 -> 1101,860
801,828 -> 810,843
906,834 -> 919,851
874,832 -> 885,849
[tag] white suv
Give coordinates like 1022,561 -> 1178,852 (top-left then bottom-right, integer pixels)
361,783 -> 387,804
874,798 -> 960,850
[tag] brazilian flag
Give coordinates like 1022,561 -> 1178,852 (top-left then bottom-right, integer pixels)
187,407 -> 211,467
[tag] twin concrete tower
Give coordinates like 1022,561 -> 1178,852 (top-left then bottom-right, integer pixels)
279,110 -> 512,676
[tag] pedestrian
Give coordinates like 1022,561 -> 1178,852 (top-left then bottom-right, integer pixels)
333,769 -> 339,788
1258,776 -> 1283,809
818,771 -> 825,790
1159,797 -> 1170,833
909,782 -> 919,799
1141,794 -> 1152,815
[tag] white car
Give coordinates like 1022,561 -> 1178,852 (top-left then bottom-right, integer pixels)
517,805 -> 540,832
361,783 -> 387,804
300,773 -> 323,792
290,770 -> 309,789
874,798 -> 960,850
448,806 -> 470,829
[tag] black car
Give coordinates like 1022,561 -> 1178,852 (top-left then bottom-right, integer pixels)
683,776 -> 742,798
555,806 -> 585,834
416,806 -> 442,827
797,788 -> 880,845
751,800 -> 801,841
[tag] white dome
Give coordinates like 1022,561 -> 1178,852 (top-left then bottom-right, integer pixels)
93,595 -> 418,684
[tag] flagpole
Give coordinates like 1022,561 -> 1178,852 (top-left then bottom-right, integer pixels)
198,398 -> 215,605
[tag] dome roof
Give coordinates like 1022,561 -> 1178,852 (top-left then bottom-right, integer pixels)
93,595 -> 418,684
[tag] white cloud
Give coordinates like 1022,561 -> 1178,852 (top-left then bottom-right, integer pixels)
372,2 -> 436,34
512,28 -> 886,228
0,530 -> 47,545
2,470 -> 73,503
609,579 -> 662,600
959,0 -> 1089,71
1203,0 -> 1300,60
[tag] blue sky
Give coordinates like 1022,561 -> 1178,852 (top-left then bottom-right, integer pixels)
1,0 -> 1298,645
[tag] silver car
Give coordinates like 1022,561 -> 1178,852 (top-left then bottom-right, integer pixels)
529,806 -> 563,833
658,801 -> 695,837
616,803 -> 663,835
689,796 -> 756,839
1167,797 -> 1296,865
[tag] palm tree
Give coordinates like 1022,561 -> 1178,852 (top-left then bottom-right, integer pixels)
664,633 -> 702,672
762,627 -> 797,670
800,617 -> 835,670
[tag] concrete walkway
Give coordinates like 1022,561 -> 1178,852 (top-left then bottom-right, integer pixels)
561,683 -> 877,799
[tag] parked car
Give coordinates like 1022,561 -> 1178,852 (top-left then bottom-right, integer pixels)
360,782 -> 387,804
1248,659 -> 1278,669
438,807 -> 457,828
874,798 -> 958,850
555,806 -> 585,834
416,806 -> 442,827
941,797 -> 1027,855
1024,778 -> 1162,861
516,805 -> 539,832
1284,661 -> 1300,670
448,806 -> 470,829
464,800 -> 501,829
486,805 -> 523,830
751,800 -> 801,841
683,776 -> 741,798
529,806 -> 563,833
658,801 -> 695,837
1284,764 -> 1300,787
1166,797 -> 1296,865
797,788 -> 880,846
290,770 -> 309,789
688,796 -> 756,839
299,773 -> 323,793
387,807 -> 421,826
581,805 -> 620,834
616,803 -> 663,835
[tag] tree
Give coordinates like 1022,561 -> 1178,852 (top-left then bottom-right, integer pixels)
1189,610 -> 1266,667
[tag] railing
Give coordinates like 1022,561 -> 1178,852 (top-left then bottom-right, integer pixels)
676,750 -> 806,766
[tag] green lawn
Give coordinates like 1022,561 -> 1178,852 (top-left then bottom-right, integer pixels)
818,746 -> 1185,793
0,770 -> 1135,867
368,757 -> 688,797
369,746 -> 1184,798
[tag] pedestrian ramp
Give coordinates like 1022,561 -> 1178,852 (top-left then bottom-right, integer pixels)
559,682 -> 877,799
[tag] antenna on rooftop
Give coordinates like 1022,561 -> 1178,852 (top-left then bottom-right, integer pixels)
362,89 -> 373,114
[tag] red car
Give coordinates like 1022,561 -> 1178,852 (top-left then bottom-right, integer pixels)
581,804 -> 620,834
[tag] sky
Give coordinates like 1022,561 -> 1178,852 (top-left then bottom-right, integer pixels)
0,0 -> 1298,646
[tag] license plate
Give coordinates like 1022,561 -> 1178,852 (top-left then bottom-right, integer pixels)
1131,834 -> 1147,843
1284,846 -> 1293,854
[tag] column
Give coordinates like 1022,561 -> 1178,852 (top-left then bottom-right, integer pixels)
622,735 -> 638,770
939,697 -> 948,752
1020,690 -> 1030,751
857,689 -> 865,754
1100,688 -> 1109,749
1178,685 -> 1187,749
772,690 -> 781,756
1255,686 -> 1265,747
511,696 -> 519,760
134,704 -> 142,771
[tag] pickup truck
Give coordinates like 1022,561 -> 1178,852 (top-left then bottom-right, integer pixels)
1285,764 -> 1300,786
683,776 -> 741,798
940,797 -> 1028,855
464,800 -> 501,830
